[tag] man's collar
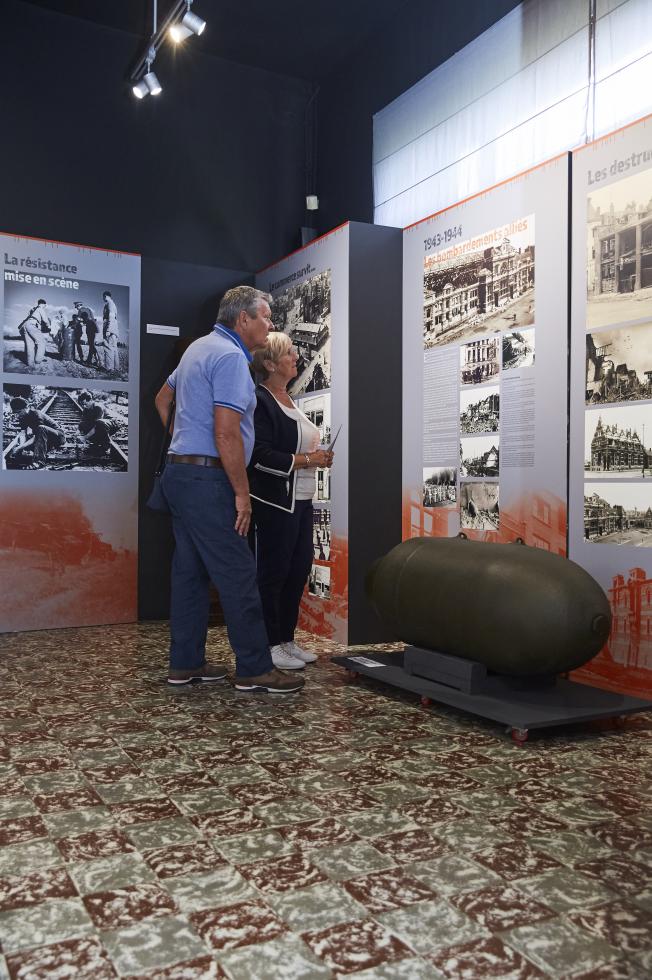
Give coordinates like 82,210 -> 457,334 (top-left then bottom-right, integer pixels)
214,322 -> 252,362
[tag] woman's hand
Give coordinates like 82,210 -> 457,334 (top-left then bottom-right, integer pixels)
309,449 -> 334,468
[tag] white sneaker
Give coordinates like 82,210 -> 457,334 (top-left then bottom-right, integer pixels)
284,641 -> 318,664
270,644 -> 305,670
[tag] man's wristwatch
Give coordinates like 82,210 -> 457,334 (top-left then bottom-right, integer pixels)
304,453 -> 311,466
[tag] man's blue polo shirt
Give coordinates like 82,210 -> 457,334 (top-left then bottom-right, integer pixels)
166,324 -> 256,463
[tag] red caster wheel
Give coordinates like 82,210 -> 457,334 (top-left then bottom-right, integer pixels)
344,670 -> 359,682
511,727 -> 529,747
420,696 -> 433,707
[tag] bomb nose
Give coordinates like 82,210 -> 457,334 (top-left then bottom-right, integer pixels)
591,614 -> 610,640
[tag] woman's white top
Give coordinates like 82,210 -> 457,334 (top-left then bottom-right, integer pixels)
277,400 -> 320,500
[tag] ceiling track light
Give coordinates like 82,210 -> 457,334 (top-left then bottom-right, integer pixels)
130,2 -> 207,98
170,3 -> 206,43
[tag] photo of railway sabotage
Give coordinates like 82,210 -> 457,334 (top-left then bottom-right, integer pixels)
2,384 -> 128,471
460,481 -> 500,530
2,279 -> 129,381
271,270 -> 331,395
0,492 -> 136,631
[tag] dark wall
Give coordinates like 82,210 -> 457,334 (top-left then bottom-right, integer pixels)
1,0 -> 310,271
316,0 -> 523,234
139,258 -> 252,620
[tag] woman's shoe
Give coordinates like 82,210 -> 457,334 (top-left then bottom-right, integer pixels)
270,644 -> 305,670
284,641 -> 318,664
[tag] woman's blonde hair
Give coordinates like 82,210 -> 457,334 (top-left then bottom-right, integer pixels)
252,331 -> 292,380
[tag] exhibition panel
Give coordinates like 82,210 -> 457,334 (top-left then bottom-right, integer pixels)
570,113 -> 652,699
0,233 -> 140,632
402,155 -> 569,554
257,221 -> 402,644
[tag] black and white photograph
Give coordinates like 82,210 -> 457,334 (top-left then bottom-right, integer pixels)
2,384 -> 128,472
460,336 -> 500,386
308,563 -> 331,600
3,278 -> 129,381
460,434 -> 499,477
459,384 -> 499,434
460,481 -> 500,530
298,392 -> 331,445
585,404 -> 652,479
316,467 -> 330,502
586,322 -> 652,403
502,328 -> 535,371
272,270 -> 331,395
587,168 -> 652,328
422,466 -> 457,508
423,216 -> 535,349
313,508 -> 331,560
585,482 -> 652,546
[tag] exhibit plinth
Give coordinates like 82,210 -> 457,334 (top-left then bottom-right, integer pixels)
331,651 -> 652,745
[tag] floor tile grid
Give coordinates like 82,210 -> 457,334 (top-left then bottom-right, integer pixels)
0,623 -> 651,978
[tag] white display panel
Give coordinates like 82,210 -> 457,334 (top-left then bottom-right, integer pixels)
403,155 -> 569,555
257,226 -> 349,643
1,232 -> 140,632
570,114 -> 652,699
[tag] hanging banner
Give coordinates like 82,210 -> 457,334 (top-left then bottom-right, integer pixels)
403,155 -> 569,554
570,114 -> 652,698
1,233 -> 140,632
257,226 -> 349,643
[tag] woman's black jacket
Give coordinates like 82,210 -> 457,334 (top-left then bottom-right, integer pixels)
248,385 -> 301,513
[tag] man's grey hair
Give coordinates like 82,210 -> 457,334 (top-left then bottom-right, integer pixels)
217,286 -> 272,329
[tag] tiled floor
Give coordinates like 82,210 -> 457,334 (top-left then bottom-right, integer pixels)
0,623 -> 651,979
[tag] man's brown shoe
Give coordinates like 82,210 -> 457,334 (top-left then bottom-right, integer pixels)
234,668 -> 305,694
168,663 -> 228,685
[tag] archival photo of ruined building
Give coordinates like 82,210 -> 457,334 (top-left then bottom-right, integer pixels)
460,481 -> 499,530
271,270 -> 331,395
584,482 -> 652,546
503,328 -> 535,371
460,336 -> 500,386
460,434 -> 499,478
585,404 -> 652,478
423,216 -> 534,349
586,321 -> 652,403
460,384 -> 499,434
587,167 -> 652,328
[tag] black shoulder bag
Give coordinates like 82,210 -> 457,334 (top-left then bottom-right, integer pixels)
146,405 -> 174,514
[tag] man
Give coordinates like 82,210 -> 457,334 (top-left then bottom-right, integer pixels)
18,299 -> 50,367
7,396 -> 65,469
70,313 -> 84,362
155,285 -> 303,694
102,291 -> 121,373
74,301 -> 101,367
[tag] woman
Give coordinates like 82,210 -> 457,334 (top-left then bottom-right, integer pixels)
249,332 -> 334,670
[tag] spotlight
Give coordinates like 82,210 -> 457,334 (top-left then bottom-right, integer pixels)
306,195 -> 319,211
170,3 -> 206,42
132,78 -> 149,99
181,10 -> 206,35
144,70 -> 162,95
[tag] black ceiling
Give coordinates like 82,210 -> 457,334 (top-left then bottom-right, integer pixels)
20,0 -> 409,81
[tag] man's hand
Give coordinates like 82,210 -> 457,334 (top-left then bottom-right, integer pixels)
234,493 -> 252,535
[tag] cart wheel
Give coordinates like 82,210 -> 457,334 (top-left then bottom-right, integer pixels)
511,727 -> 529,746
612,715 -> 626,729
420,696 -> 433,707
344,670 -> 359,682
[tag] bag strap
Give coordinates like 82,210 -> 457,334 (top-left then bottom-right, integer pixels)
155,403 -> 175,475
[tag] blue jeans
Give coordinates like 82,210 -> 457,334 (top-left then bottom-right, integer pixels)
161,464 -> 273,677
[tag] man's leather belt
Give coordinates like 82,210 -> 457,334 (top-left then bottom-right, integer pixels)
167,454 -> 223,468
